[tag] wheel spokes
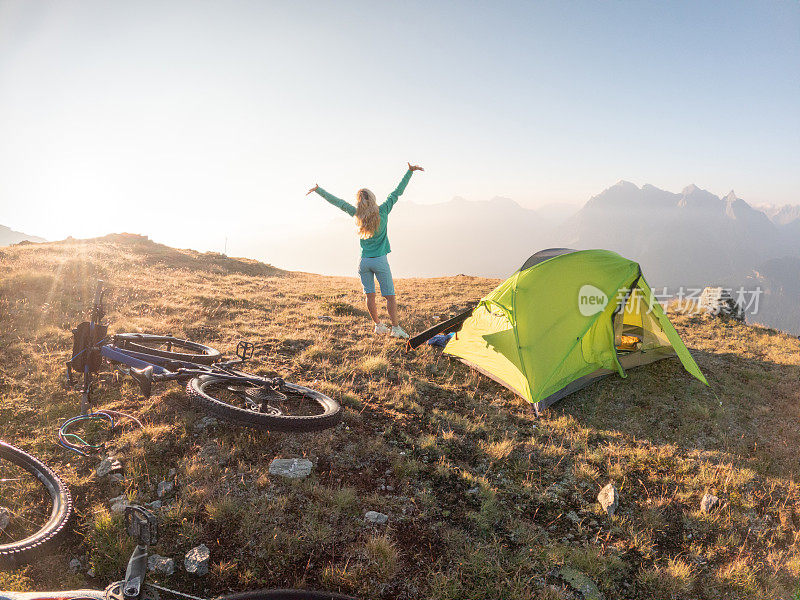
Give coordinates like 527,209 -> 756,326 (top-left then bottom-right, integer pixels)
209,382 -> 324,417
0,459 -> 53,544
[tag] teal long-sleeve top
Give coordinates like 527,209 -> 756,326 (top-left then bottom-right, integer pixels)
314,169 -> 413,258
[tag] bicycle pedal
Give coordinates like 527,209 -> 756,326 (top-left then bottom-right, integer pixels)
125,505 -> 158,545
236,340 -> 255,360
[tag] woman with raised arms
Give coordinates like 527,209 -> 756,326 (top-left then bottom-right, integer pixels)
307,163 -> 424,338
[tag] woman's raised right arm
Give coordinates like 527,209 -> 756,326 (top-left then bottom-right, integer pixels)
308,185 -> 356,217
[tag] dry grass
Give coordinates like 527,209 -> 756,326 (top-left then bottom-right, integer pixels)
0,234 -> 799,599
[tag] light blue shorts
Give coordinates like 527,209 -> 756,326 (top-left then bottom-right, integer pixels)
359,254 -> 395,296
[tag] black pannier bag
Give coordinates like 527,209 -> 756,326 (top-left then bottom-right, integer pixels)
69,321 -> 108,372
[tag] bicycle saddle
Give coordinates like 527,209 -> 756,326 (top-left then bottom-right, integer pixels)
129,366 -> 153,398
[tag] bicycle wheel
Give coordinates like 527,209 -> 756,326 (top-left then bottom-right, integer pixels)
0,441 -> 72,563
223,591 -> 358,600
186,376 -> 342,432
113,333 -> 221,365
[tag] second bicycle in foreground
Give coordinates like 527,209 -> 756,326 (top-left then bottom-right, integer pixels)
67,282 -> 342,433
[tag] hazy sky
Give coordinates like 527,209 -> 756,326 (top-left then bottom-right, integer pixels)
1,1 -> 798,257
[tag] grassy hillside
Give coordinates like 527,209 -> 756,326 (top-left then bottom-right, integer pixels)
1,235 -> 799,599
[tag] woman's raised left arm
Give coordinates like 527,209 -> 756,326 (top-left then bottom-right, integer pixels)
383,163 -> 423,212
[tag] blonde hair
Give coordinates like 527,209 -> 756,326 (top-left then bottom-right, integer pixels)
355,188 -> 380,239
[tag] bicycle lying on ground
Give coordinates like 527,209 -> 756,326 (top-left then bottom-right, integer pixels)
0,441 -> 72,564
0,504 -> 357,600
66,282 -> 341,432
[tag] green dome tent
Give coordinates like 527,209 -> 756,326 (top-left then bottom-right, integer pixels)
414,249 -> 708,414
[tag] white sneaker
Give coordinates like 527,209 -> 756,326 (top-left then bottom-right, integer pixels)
390,325 -> 409,339
374,323 -> 390,334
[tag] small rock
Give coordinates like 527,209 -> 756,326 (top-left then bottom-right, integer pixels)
566,511 -> 580,524
148,554 -> 175,575
268,458 -> 313,480
167,468 -> 176,479
96,456 -> 123,477
87,567 -> 95,578
365,510 -> 389,524
558,566 -> 606,600
147,500 -> 163,511
109,494 -> 130,514
199,444 -> 218,462
700,493 -> 719,513
597,483 -> 618,516
184,544 -> 210,576
0,507 -> 10,531
108,473 -> 124,484
69,557 -> 82,573
157,480 -> 175,498
317,316 -> 333,322
194,416 -> 218,432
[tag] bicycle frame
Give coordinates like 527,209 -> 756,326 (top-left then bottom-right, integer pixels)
67,281 -> 278,411
99,344 -> 266,385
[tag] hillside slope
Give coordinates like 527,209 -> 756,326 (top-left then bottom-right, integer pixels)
1,236 -> 799,599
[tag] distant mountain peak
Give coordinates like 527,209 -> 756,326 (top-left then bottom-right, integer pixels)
725,190 -> 738,202
678,184 -> 721,210
614,180 -> 639,189
0,224 -> 46,246
753,203 -> 800,226
488,196 -> 523,209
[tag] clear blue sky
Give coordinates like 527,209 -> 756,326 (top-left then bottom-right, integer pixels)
0,0 -> 797,254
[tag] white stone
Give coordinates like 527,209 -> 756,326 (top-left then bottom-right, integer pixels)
184,543 -> 210,576
96,456 -> 122,477
0,507 -> 10,531
69,557 -> 82,573
597,483 -> 618,516
148,554 -> 175,575
365,510 -> 389,524
268,458 -> 313,479
700,493 -> 720,513
109,494 -> 130,514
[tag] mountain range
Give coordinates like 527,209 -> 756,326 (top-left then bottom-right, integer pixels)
562,182 -> 798,286
246,182 -> 799,334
